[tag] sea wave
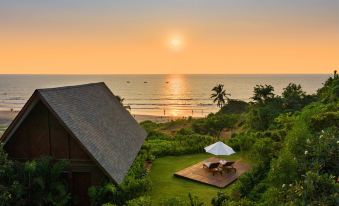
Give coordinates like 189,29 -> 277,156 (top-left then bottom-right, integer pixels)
127,98 -> 211,101
0,97 -> 25,101
127,103 -> 214,106
131,107 -> 214,111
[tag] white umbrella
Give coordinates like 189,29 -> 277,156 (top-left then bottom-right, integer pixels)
204,141 -> 235,156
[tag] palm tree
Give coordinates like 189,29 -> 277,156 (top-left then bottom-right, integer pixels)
210,84 -> 231,108
251,84 -> 275,103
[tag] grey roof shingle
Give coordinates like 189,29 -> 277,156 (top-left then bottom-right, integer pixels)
36,82 -> 147,184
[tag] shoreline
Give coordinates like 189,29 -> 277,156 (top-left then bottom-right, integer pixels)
0,111 -> 195,128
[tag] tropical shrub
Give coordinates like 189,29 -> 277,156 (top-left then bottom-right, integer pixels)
282,83 -> 308,111
250,138 -> 280,163
143,133 -> 214,157
263,172 -> 338,205
251,84 -> 275,104
140,121 -> 159,134
125,196 -> 151,206
317,70 -> 339,102
89,152 -> 151,206
0,148 -> 70,206
268,151 -> 298,187
211,192 -> 229,206
217,99 -> 248,115
236,161 -> 270,199
227,132 -> 255,152
212,74 -> 338,205
192,114 -> 238,136
24,157 -> 70,205
245,98 -> 284,131
310,110 -> 339,131
0,144 -> 25,205
89,183 -> 118,206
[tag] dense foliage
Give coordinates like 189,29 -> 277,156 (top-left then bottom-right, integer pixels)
318,70 -> 339,102
192,114 -> 238,136
217,99 -> 248,115
212,71 -> 339,206
88,153 -> 152,206
0,150 -> 70,206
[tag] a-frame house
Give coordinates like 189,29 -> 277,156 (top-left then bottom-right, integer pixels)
1,82 -> 147,205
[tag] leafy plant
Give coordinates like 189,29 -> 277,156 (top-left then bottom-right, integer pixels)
211,84 -> 231,108
0,151 -> 70,206
251,84 -> 275,104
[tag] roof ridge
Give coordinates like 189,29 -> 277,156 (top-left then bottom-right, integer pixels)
37,82 -> 106,92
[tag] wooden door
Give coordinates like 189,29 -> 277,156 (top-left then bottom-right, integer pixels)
72,172 -> 91,206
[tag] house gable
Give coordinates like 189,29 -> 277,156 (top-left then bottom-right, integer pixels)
5,100 -> 91,161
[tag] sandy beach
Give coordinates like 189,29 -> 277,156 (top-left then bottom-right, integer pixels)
0,111 -> 19,126
0,110 -> 187,128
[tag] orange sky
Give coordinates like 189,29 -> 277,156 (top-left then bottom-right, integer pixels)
0,1 -> 338,74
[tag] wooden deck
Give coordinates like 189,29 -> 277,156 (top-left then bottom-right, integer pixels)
174,157 -> 251,188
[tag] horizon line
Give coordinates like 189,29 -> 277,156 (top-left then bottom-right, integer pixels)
0,73 -> 333,75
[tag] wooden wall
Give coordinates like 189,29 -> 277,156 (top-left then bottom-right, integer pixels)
4,100 -> 107,206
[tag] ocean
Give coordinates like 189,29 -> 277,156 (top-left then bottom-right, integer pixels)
0,74 -> 330,117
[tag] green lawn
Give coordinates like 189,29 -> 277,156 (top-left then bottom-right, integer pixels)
149,153 -> 248,205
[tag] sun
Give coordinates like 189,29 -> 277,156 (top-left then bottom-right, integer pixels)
167,35 -> 184,51
170,38 -> 181,48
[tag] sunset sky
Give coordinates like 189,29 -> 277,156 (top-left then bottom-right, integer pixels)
0,0 -> 338,74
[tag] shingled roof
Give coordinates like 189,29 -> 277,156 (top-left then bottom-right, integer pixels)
1,82 -> 147,184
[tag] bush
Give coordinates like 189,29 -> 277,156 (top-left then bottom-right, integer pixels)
282,83 -> 310,111
125,196 -> 151,206
263,172 -> 338,205
268,151 -> 298,187
227,132 -> 255,152
217,99 -> 248,115
245,98 -> 284,131
211,192 -> 229,206
0,144 -> 25,205
89,151 -> 151,206
140,121 -> 159,134
237,161 -> 270,199
250,138 -> 280,163
303,127 -> 339,174
310,111 -> 339,131
192,114 -> 238,136
252,129 -> 286,142
0,150 -> 70,206
88,183 -> 118,206
143,134 -> 214,157
317,70 -> 339,102
177,128 -> 195,135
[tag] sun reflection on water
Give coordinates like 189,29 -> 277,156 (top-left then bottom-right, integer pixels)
163,74 -> 189,117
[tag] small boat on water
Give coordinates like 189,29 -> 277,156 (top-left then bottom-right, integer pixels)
166,81 -> 169,83
144,81 -> 148,83
126,81 -> 130,83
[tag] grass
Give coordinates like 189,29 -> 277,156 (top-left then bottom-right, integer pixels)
0,125 -> 6,136
149,153 -> 248,205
